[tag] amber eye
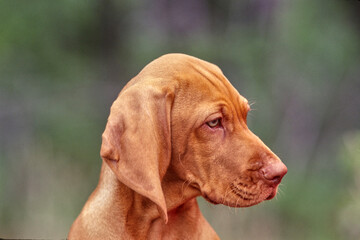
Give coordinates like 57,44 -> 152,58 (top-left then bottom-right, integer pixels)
207,118 -> 221,128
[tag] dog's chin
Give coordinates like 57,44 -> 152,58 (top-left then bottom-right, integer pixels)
203,186 -> 278,208
203,193 -> 220,205
202,192 -> 261,208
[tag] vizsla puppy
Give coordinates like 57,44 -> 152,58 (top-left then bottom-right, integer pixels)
68,53 -> 287,240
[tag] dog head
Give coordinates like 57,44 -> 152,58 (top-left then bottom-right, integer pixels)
100,53 -> 287,223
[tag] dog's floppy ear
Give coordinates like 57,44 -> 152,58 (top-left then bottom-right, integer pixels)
100,80 -> 174,223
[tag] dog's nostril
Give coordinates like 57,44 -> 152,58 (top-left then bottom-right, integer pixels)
260,161 -> 287,185
271,176 -> 281,185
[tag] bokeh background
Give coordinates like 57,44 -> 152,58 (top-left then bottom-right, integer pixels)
1,0 -> 360,239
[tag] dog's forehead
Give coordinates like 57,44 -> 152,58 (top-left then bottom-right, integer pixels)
178,57 -> 249,109
137,53 -> 249,109
139,53 -> 222,79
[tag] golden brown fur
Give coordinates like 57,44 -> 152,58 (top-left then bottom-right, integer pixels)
68,54 -> 287,240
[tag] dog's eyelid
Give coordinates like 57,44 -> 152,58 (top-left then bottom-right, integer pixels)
203,112 -> 224,129
206,118 -> 222,128
205,112 -> 222,122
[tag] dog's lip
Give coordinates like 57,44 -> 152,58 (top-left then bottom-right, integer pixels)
265,188 -> 277,200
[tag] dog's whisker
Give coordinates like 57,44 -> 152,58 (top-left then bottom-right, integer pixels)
248,100 -> 256,106
178,154 -> 185,169
222,185 -> 232,205
234,197 -> 241,214
180,180 -> 189,200
276,186 -> 285,200
180,177 -> 196,201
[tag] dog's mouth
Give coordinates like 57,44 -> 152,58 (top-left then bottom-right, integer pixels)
265,187 -> 278,200
202,181 -> 279,207
203,190 -> 259,208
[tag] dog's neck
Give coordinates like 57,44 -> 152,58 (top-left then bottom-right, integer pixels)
83,161 -> 201,239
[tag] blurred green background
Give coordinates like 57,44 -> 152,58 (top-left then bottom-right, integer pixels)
1,0 -> 360,239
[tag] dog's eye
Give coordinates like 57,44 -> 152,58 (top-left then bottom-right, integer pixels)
207,118 -> 221,128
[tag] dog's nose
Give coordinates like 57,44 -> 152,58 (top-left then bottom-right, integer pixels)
260,161 -> 287,185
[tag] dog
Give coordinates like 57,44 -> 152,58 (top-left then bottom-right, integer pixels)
68,53 -> 287,239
